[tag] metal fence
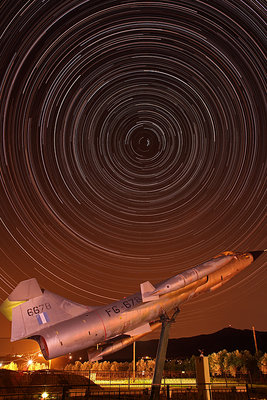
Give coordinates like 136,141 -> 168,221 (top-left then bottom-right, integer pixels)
64,369 -> 267,384
0,383 -> 250,400
1,369 -> 266,399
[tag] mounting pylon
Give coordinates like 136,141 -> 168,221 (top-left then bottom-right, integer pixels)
150,309 -> 180,400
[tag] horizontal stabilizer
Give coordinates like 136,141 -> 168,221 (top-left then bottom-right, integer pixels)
125,323 -> 152,336
8,278 -> 42,301
140,281 -> 159,302
0,298 -> 25,321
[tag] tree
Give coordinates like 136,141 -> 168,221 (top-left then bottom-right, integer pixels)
136,358 -> 146,373
81,361 -> 92,371
241,350 -> 258,376
165,360 -> 178,372
146,359 -> 155,374
227,350 -> 243,377
91,361 -> 99,371
74,361 -> 82,371
100,361 -> 110,371
119,362 -> 130,371
110,361 -> 119,372
209,353 -> 221,376
258,353 -> 267,374
217,350 -> 228,375
28,362 -> 46,371
64,363 -> 74,371
187,356 -> 196,372
3,362 -> 18,371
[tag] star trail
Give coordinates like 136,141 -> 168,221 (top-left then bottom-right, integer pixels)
0,0 -> 266,351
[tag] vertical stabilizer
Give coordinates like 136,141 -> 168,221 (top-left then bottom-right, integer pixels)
8,278 -> 42,301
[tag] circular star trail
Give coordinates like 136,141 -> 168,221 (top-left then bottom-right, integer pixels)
0,0 -> 266,336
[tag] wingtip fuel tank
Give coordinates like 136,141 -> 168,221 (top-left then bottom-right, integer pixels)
0,250 -> 264,360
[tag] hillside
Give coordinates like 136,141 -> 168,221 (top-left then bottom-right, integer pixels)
103,327 -> 267,361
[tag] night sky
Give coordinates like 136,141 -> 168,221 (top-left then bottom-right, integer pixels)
0,0 -> 266,355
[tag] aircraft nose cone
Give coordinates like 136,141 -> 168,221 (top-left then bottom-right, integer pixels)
249,251 -> 265,261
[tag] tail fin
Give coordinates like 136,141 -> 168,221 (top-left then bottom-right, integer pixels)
0,278 -> 42,322
0,278 -> 96,342
8,278 -> 42,301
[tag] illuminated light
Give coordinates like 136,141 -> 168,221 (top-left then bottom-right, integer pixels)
27,359 -> 33,366
41,392 -> 49,399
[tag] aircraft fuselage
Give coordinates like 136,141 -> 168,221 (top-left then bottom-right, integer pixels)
35,251 -> 254,359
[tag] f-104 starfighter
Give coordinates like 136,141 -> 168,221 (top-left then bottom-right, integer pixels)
0,250 -> 264,360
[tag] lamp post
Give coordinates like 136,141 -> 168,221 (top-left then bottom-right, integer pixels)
133,342 -> 136,381
252,326 -> 258,353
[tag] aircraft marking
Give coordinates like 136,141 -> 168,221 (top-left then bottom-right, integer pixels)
27,303 -> 51,317
105,296 -> 142,317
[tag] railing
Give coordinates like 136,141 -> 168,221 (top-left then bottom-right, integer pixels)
0,382 -> 250,400
1,369 -> 266,399
64,368 -> 267,383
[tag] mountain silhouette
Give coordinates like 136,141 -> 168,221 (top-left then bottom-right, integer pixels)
102,327 -> 267,361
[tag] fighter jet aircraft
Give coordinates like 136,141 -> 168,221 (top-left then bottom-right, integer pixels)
0,250 -> 263,361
